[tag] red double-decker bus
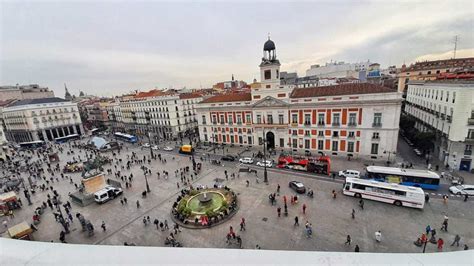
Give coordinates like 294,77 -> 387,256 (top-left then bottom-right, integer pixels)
277,153 -> 330,176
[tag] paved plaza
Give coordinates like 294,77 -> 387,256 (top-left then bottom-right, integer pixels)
1,137 -> 473,253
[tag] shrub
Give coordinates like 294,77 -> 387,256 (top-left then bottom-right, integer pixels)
177,200 -> 187,213
188,190 -> 199,196
205,210 -> 216,218
182,207 -> 192,217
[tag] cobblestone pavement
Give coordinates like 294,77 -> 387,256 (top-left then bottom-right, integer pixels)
1,136 -> 473,253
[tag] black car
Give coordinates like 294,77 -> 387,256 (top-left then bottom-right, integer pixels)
289,181 -> 306,194
222,155 -> 236,161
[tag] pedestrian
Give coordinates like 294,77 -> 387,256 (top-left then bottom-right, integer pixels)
154,219 -> 159,229
294,216 -> 299,226
124,197 -> 128,204
359,199 -> 364,210
240,218 -> 246,231
351,209 -> 355,219
425,225 -> 431,235
277,184 -> 280,195
143,217 -> 147,226
160,221 -> 164,231
332,190 -> 337,199
451,234 -> 461,247
354,245 -> 360,252
437,238 -> 444,251
136,200 -> 140,209
375,231 -> 382,242
120,199 -> 124,205
443,194 -> 448,204
164,220 -> 169,230
246,180 -> 249,187
277,207 -> 281,217
465,194 -> 469,202
345,235 -> 352,245
464,244 -> 469,250
101,221 -> 106,232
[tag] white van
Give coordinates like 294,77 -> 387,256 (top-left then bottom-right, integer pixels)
94,186 -> 123,204
338,170 -> 360,178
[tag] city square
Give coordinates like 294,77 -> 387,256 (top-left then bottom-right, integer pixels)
1,136 -> 472,254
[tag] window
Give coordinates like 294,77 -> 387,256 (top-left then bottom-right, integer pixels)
202,115 -> 207,125
305,130 -> 310,136
278,114 -> 284,124
264,70 -> 271,80
373,113 -> 382,127
318,140 -> 324,150
446,91 -> 449,102
220,115 -> 225,124
256,115 -> 262,124
348,131 -> 355,138
304,114 -> 311,125
372,132 -> 379,139
332,141 -> 338,151
468,129 -> 474,139
318,114 -> 325,125
347,142 -> 354,152
371,143 -> 379,155
280,138 -> 284,147
304,139 -> 310,149
246,114 -> 251,123
228,115 -> 233,125
237,115 -> 242,124
318,131 -> 324,137
291,114 -> 298,124
452,92 -> 456,103
332,113 -> 340,126
348,113 -> 357,126
248,136 -> 252,145
292,139 -> 298,148
267,114 -> 273,124
258,137 -> 263,145
292,130 -> 297,136
332,131 -> 339,137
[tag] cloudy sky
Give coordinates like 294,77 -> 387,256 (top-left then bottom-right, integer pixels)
1,0 -> 473,97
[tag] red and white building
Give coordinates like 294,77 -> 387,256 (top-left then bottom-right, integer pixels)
196,39 -> 403,160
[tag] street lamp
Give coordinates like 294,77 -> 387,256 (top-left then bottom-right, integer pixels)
383,150 -> 395,166
263,129 -> 268,184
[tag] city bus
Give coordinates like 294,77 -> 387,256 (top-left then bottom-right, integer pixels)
18,140 -> 46,150
365,166 -> 440,190
55,134 -> 80,144
114,132 -> 138,143
343,177 -> 425,209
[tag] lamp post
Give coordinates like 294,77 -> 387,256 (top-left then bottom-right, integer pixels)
384,150 -> 395,166
263,129 -> 268,184
144,112 -> 152,193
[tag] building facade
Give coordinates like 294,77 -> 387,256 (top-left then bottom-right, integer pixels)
397,58 -> 474,95
107,91 -> 202,141
196,39 -> 402,160
2,98 -> 84,143
0,84 -> 55,101
404,80 -> 474,171
305,61 -> 372,79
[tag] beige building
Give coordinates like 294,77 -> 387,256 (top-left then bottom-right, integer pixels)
397,58 -> 474,95
0,84 -> 54,101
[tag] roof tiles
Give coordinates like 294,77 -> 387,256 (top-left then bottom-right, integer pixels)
290,83 -> 395,98
200,92 -> 252,103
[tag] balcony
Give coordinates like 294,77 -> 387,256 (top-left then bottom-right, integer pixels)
464,150 -> 472,156
468,118 -> 474,125
291,123 -> 298,127
347,122 -> 357,127
347,135 -> 355,139
318,121 -> 325,126
372,136 -> 380,140
372,123 -> 382,127
304,122 -> 311,127
447,116 -> 452,123
440,114 -> 446,120
332,122 -> 340,127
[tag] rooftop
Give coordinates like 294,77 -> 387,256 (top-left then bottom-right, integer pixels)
290,83 -> 395,98
404,57 -> 474,72
179,92 -> 203,99
200,92 -> 252,104
8,97 -> 68,107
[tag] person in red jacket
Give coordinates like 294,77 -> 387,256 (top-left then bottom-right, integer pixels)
437,238 -> 444,251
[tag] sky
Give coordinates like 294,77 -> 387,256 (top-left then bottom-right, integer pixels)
1,0 -> 473,97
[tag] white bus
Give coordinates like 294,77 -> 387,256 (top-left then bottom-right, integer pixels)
365,166 -> 440,190
343,177 -> 425,209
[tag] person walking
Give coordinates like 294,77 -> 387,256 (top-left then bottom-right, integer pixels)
443,195 -> 448,204
464,244 -> 469,250
359,199 -> 364,210
154,219 -> 159,229
277,207 -> 281,217
425,225 -> 431,235
123,197 -> 128,204
332,190 -> 337,199
375,231 -> 382,242
101,221 -> 106,232
120,199 -> 124,205
345,235 -> 352,245
302,204 -> 307,215
240,218 -> 246,231
464,194 -> 469,202
441,215 -> 449,232
294,216 -> 299,226
451,234 -> 461,247
277,184 -> 280,195
136,200 -> 140,209
164,220 -> 169,230
354,245 -> 360,252
351,209 -> 355,219
437,238 -> 444,251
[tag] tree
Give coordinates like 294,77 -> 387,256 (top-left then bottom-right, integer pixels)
79,91 -> 85,97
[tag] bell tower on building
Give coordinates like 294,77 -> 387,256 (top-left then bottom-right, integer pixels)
259,36 -> 281,90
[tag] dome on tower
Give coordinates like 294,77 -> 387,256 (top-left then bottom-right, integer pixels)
264,39 -> 276,51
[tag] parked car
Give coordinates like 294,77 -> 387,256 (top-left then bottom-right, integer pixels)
142,143 -> 150,148
239,157 -> 254,164
256,160 -> 273,167
449,184 -> 474,196
94,186 -> 123,204
151,145 -> 159,150
289,181 -> 306,194
338,170 -> 360,178
163,146 -> 173,151
222,155 -> 236,161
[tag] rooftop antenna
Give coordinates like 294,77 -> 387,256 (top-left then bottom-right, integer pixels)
453,35 -> 459,59
268,32 -> 271,40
